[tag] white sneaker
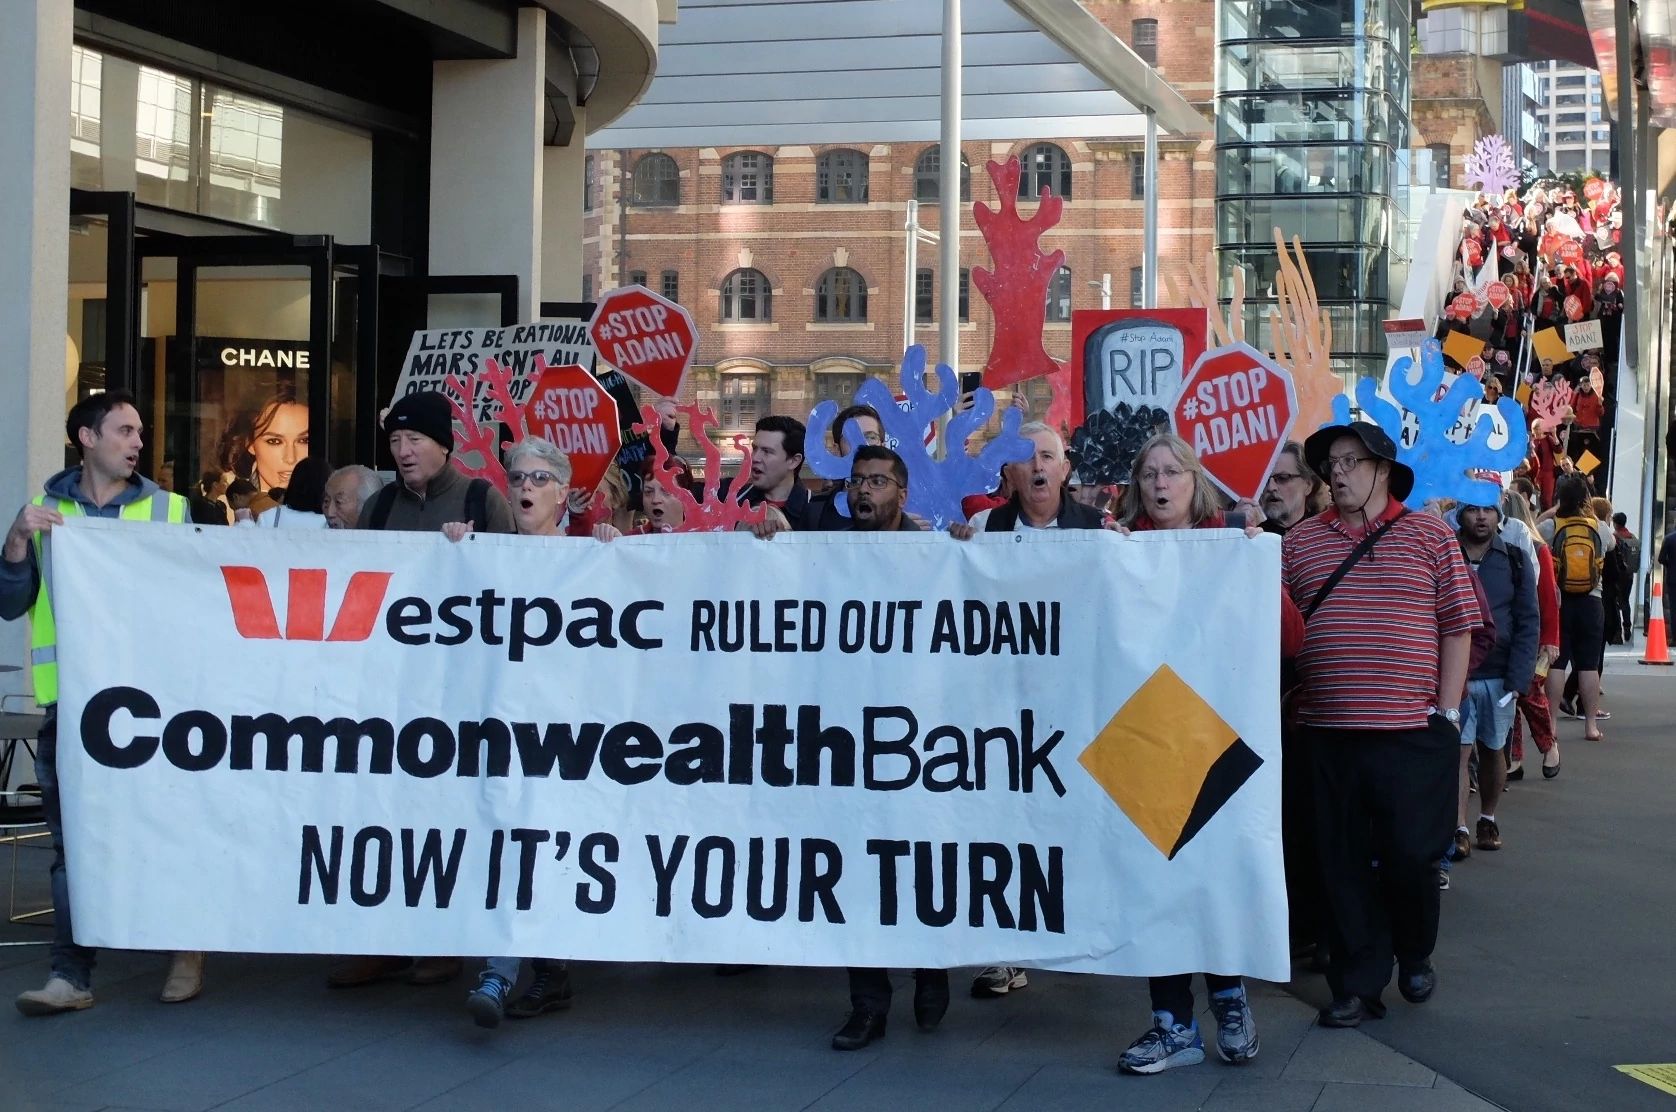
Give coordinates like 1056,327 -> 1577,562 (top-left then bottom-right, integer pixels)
970,965 -> 1029,998
16,976 -> 94,1017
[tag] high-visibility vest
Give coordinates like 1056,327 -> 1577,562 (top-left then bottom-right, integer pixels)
28,491 -> 187,706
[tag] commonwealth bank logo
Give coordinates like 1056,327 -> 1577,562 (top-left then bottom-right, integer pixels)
1078,665 -> 1262,860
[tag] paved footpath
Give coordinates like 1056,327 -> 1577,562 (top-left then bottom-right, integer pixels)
4,646 -> 1670,1111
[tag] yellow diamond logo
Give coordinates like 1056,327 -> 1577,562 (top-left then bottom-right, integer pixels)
1078,664 -> 1263,860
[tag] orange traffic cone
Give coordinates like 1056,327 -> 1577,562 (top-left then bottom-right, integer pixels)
1641,579 -> 1673,666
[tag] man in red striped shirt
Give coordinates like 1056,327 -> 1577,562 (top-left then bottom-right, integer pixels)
1282,423 -> 1481,1028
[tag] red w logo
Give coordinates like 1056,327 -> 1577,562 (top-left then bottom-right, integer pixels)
220,567 -> 393,642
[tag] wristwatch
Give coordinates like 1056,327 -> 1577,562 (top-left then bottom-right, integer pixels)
1439,707 -> 1461,725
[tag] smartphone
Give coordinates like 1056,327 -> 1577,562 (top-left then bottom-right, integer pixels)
958,372 -> 983,394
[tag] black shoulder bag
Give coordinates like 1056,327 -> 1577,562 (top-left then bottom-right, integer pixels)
1303,509 -> 1407,621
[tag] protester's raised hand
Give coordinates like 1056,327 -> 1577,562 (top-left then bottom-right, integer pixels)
441,522 -> 472,543
4,503 -> 63,563
566,488 -> 593,515
750,519 -> 786,541
947,523 -> 975,541
592,524 -> 623,543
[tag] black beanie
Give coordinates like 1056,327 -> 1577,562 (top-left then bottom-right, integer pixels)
385,390 -> 455,452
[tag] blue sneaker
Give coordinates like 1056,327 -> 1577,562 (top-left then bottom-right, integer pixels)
466,972 -> 511,1029
1209,986 -> 1259,1063
1119,1011 -> 1206,1074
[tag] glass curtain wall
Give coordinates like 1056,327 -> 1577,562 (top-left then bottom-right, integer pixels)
1216,0 -> 1411,385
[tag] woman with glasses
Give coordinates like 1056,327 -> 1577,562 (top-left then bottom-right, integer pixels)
451,436 -> 578,1027
1113,433 -> 1302,1075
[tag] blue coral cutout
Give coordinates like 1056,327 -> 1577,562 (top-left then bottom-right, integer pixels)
806,345 -> 1034,528
1326,339 -> 1529,509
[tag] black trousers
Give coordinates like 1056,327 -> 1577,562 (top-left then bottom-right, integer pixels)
1281,723 -> 1325,948
1149,973 -> 1241,1022
847,967 -> 948,1012
1306,718 -> 1458,1003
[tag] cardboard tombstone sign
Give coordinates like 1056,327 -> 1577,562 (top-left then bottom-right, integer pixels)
806,346 -> 1033,528
1329,338 -> 1528,508
1073,309 -> 1208,426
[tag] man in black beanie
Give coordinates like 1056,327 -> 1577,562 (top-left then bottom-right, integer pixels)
353,390 -> 515,534
329,392 -> 514,991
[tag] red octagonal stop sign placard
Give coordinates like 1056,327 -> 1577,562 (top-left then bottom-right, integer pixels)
588,285 -> 698,397
521,359 -> 621,495
1171,342 -> 1298,504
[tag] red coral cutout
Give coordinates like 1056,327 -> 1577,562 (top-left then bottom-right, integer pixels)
974,158 -> 1067,391
631,402 -> 767,534
442,356 -> 531,496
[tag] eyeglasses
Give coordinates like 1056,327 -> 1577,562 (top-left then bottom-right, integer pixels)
845,474 -> 902,491
1138,466 -> 1187,484
1324,455 -> 1374,476
507,470 -> 560,487
1268,471 -> 1306,485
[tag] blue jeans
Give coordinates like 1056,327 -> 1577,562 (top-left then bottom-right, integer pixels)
483,956 -> 560,983
36,712 -> 96,990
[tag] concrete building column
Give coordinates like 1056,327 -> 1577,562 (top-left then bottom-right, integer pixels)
541,105 -> 589,305
0,0 -> 72,701
428,6 -> 546,323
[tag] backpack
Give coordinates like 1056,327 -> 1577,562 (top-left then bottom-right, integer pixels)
367,477 -> 491,532
1551,516 -> 1602,594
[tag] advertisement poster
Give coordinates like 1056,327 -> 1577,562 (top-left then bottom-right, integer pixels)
193,338 -> 312,496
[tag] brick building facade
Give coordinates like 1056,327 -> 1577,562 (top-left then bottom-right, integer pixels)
581,1 -> 1218,463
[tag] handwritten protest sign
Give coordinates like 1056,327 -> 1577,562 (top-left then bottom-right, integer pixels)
1072,309 -> 1207,429
389,321 -> 598,424
53,522 -> 1287,979
1565,319 -> 1603,352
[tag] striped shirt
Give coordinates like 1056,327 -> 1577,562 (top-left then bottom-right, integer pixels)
1282,501 -> 1481,730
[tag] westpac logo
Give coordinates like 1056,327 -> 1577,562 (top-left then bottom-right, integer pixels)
221,567 -> 394,642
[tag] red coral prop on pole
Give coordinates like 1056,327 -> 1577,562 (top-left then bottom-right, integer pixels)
442,355 -> 531,496
974,158 -> 1067,393
631,401 -> 767,534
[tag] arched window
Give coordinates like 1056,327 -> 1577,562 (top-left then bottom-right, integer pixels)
1045,266 -> 1072,322
722,151 -> 773,203
1019,143 -> 1072,200
815,267 -> 868,321
914,145 -> 971,203
1132,18 -> 1159,66
721,268 -> 771,321
817,149 -> 870,203
631,153 -> 679,205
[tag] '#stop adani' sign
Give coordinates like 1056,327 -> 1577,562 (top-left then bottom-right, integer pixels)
588,285 -> 698,397
1171,343 -> 1297,504
522,359 -> 621,495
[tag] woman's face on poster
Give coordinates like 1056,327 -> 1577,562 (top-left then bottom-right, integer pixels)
250,401 -> 309,491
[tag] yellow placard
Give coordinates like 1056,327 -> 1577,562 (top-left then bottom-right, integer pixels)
1579,449 -> 1602,474
1515,383 -> 1532,406
1532,327 -> 1575,365
1442,330 -> 1486,370
1615,1065 -> 1676,1098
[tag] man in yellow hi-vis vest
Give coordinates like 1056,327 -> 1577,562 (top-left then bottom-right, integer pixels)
0,391 -> 202,1017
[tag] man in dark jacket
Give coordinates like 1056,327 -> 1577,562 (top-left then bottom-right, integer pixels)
356,390 -> 516,533
337,390 -> 511,991
1455,498 -> 1539,854
968,423 -> 1104,532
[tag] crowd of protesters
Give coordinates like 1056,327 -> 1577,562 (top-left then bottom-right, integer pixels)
0,382 -> 1637,1081
1439,177 -> 1625,481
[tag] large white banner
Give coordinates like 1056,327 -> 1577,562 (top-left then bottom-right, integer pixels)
52,522 -> 1287,980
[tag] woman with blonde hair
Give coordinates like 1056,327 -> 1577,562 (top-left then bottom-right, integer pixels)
1116,432 -> 1304,1075
1119,433 -> 1231,531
